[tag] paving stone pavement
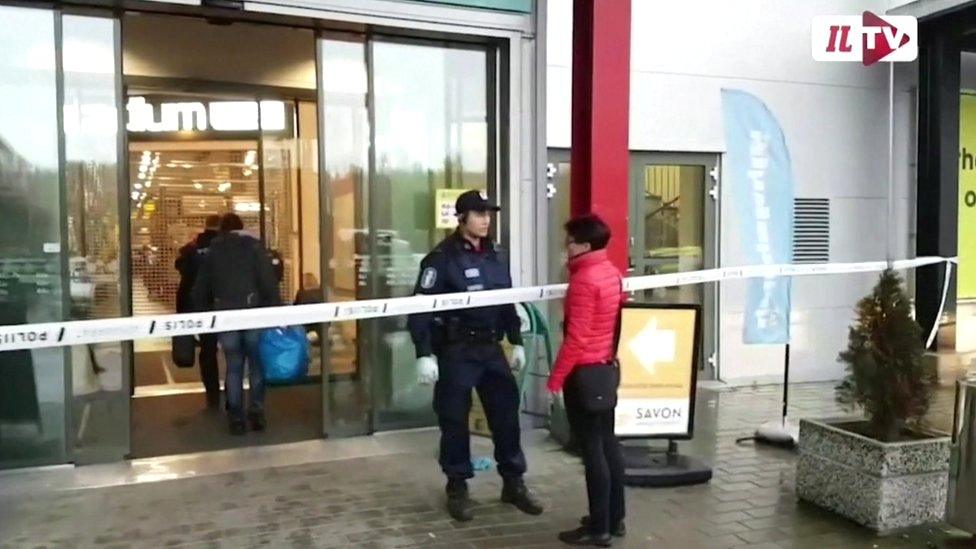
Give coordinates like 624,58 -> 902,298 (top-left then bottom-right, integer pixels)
0,383 -> 971,548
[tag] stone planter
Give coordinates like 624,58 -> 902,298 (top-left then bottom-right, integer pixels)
796,418 -> 950,533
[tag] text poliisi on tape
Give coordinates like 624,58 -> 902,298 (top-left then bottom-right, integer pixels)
0,256 -> 956,353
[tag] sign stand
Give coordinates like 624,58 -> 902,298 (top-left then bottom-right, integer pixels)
613,304 -> 712,487
621,439 -> 712,487
736,344 -> 799,449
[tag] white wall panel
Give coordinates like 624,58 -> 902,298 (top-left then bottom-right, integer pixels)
547,0 -> 914,383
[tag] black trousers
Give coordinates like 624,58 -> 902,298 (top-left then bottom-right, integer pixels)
564,368 -> 626,535
198,333 -> 220,399
434,342 -> 527,481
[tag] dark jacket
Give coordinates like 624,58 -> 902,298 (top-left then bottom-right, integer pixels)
175,229 -> 218,313
192,231 -> 281,312
407,230 -> 522,358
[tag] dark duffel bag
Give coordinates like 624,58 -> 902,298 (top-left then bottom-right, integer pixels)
172,335 -> 196,368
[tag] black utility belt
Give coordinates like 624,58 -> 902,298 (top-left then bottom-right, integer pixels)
444,329 -> 502,344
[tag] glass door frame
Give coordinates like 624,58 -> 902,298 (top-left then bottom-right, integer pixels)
315,30 -> 506,437
628,152 -> 720,381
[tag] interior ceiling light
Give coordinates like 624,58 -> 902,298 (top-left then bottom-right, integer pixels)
137,173 -> 145,180
194,183 -> 203,190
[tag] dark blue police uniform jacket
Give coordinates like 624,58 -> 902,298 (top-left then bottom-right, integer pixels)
408,231 -> 523,359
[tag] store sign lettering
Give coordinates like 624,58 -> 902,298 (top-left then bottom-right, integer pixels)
126,97 -> 286,133
636,407 -> 683,420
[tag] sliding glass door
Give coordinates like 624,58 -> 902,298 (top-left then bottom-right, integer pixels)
0,6 -> 128,469
318,34 -> 498,435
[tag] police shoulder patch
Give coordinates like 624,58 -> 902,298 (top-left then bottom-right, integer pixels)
420,267 -> 438,289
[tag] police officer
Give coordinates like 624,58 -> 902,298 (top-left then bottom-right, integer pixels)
409,190 -> 544,522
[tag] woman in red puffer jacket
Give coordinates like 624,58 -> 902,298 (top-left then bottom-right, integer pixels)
548,214 -> 626,547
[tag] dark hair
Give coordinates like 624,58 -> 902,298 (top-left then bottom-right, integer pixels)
219,213 -> 244,232
565,214 -> 611,251
204,214 -> 221,230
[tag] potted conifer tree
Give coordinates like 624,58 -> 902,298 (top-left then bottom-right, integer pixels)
796,270 -> 949,533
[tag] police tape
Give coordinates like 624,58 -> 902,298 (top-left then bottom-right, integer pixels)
0,256 -> 957,353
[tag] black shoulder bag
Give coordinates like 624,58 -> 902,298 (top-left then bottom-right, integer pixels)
571,280 -> 623,413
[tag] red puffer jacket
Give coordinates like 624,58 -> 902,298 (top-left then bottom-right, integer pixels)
547,249 -> 625,392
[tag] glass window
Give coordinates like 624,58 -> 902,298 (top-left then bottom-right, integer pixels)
0,6 -> 67,468
63,14 -> 128,464
320,36 -> 372,434
262,99 -> 300,303
369,40 -> 490,430
634,165 -> 705,305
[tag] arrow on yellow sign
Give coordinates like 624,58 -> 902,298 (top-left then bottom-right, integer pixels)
627,318 -> 676,375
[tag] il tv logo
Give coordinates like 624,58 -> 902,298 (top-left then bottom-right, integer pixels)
812,12 -> 917,65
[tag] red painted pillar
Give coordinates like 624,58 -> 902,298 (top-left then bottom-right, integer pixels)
570,0 -> 631,272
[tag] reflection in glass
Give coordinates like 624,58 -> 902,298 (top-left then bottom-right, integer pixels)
320,37 -> 371,433
0,6 -> 67,468
63,14 -> 128,463
369,40 -> 489,429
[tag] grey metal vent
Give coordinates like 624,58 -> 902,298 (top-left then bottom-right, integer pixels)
793,198 -> 830,263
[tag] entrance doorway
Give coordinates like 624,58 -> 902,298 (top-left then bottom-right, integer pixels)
544,149 -> 719,379
122,14 -> 323,458
629,152 -> 719,379
119,14 -> 501,456
317,35 -> 498,436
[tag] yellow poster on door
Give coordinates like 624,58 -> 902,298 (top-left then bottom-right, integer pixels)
960,94 -> 976,299
435,189 -> 470,229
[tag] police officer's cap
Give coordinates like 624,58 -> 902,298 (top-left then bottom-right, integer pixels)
455,190 -> 501,215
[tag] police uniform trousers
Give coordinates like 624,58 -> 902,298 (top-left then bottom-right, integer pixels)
434,341 -> 527,481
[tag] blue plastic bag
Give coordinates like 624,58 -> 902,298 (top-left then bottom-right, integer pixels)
259,327 -> 309,385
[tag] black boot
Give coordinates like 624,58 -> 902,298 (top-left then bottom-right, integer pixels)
446,479 -> 474,522
558,527 -> 612,547
501,478 -> 544,515
248,410 -> 266,432
579,516 -> 626,537
228,417 -> 246,436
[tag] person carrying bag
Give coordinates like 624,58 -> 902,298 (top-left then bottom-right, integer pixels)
547,215 -> 626,547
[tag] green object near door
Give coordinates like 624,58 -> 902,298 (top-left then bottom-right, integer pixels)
405,0 -> 532,14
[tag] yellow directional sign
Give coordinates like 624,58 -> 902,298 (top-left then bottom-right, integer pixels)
616,305 -> 700,438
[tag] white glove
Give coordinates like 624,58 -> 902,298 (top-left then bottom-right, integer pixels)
417,356 -> 439,385
510,345 -> 527,372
